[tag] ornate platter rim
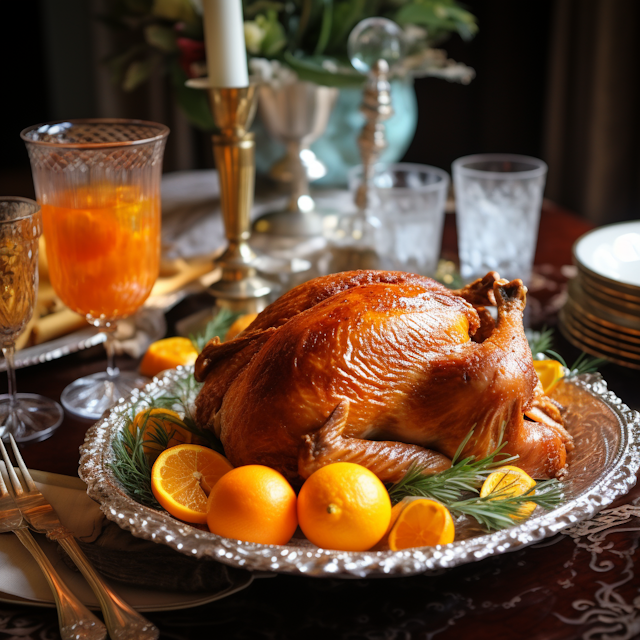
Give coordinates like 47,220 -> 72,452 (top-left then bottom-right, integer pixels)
79,369 -> 640,578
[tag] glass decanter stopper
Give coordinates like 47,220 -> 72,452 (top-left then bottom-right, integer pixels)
325,18 -> 406,273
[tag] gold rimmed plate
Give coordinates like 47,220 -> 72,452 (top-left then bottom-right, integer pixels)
573,221 -> 640,296
565,293 -> 640,339
568,280 -> 640,332
560,310 -> 640,370
563,305 -> 640,355
579,275 -> 640,316
565,299 -> 640,346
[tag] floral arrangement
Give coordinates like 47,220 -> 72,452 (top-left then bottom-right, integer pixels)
103,0 -> 478,130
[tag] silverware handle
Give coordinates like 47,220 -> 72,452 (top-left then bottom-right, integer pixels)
58,536 -> 159,640
14,528 -> 107,640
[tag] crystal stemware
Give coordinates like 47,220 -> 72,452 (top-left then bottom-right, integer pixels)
22,119 -> 169,420
0,197 -> 64,441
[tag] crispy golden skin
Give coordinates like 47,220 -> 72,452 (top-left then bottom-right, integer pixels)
194,271 -> 571,485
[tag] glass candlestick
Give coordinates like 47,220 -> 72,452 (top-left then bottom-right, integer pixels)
325,18 -> 406,273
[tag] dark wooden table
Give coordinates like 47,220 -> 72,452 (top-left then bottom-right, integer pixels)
1,203 -> 639,640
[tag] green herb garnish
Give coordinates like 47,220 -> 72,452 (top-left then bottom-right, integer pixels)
388,426 -> 565,532
109,422 -> 161,509
526,326 -> 607,378
388,427 -> 518,505
544,350 -> 608,379
526,325 -> 555,355
448,479 -> 563,531
190,307 -> 241,353
109,375 -> 223,507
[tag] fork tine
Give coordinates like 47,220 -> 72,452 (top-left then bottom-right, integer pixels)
0,462 -> 9,497
0,438 -> 23,496
9,435 -> 37,492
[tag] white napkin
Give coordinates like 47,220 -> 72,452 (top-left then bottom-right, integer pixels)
0,465 -> 252,610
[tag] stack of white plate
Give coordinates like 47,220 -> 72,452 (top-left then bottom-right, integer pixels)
560,220 -> 640,369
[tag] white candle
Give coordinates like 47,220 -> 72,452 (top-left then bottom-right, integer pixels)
201,0 -> 249,88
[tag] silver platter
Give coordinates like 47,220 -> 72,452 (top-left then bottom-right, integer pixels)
0,328 -> 106,372
79,368 -> 640,578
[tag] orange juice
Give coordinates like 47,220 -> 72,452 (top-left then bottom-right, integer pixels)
41,185 -> 160,320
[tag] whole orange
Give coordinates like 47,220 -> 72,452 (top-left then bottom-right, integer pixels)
206,465 -> 297,546
297,462 -> 391,551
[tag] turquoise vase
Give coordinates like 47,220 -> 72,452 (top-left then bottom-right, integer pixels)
253,80 -> 418,187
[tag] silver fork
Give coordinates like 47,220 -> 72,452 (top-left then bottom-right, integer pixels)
0,435 -> 159,640
0,460 -> 107,640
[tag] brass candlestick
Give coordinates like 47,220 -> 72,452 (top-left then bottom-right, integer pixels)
187,78 -> 275,313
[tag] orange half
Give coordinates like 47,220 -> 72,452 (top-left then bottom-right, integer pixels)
532,359 -> 565,395
140,337 -> 199,377
151,444 -> 234,523
387,498 -> 455,550
480,465 -> 537,519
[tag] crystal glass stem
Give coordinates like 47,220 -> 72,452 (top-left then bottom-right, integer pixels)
103,325 -> 119,379
2,344 -> 17,411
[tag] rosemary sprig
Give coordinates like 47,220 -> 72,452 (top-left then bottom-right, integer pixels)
388,425 -> 565,532
109,423 -> 161,509
526,326 -> 607,377
526,325 -> 555,355
388,427 -> 518,505
545,349 -> 608,379
190,307 -> 241,353
109,374 -> 223,506
149,376 -> 225,453
449,479 -> 563,531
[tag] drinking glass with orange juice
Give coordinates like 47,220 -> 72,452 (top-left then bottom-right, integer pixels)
22,120 -> 169,420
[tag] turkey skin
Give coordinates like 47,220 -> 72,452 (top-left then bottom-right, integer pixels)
194,271 -> 571,485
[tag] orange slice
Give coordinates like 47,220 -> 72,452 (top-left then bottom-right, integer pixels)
480,465 -> 537,519
151,444 -> 234,524
129,408 -> 192,462
532,359 -> 565,395
387,498 -> 455,550
224,313 -> 258,341
140,337 -> 199,377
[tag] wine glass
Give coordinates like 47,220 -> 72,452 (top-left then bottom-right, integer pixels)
22,119 -> 169,420
0,197 -> 64,441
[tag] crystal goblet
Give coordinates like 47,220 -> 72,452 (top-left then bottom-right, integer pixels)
0,197 -> 64,441
22,119 -> 169,420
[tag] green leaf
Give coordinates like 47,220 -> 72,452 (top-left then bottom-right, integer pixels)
123,58 -> 154,91
256,10 -> 288,56
168,60 -> 216,131
394,1 -> 478,42
314,0 -> 333,55
144,24 -> 178,52
244,1 -> 287,18
283,51 -> 364,87
152,0 -> 196,22
190,307 -> 242,353
526,325 -> 555,355
105,44 -> 147,86
326,0 -> 369,53
120,0 -> 154,15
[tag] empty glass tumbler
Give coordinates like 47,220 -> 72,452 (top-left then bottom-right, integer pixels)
327,163 -> 449,275
0,197 -> 64,442
452,154 -> 547,284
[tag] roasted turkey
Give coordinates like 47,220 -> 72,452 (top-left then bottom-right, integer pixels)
194,271 -> 572,486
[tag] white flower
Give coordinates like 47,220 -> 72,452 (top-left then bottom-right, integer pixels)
244,21 -> 266,55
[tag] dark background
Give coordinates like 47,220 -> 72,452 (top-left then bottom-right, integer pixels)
0,1 -> 553,194
2,0 -> 637,225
